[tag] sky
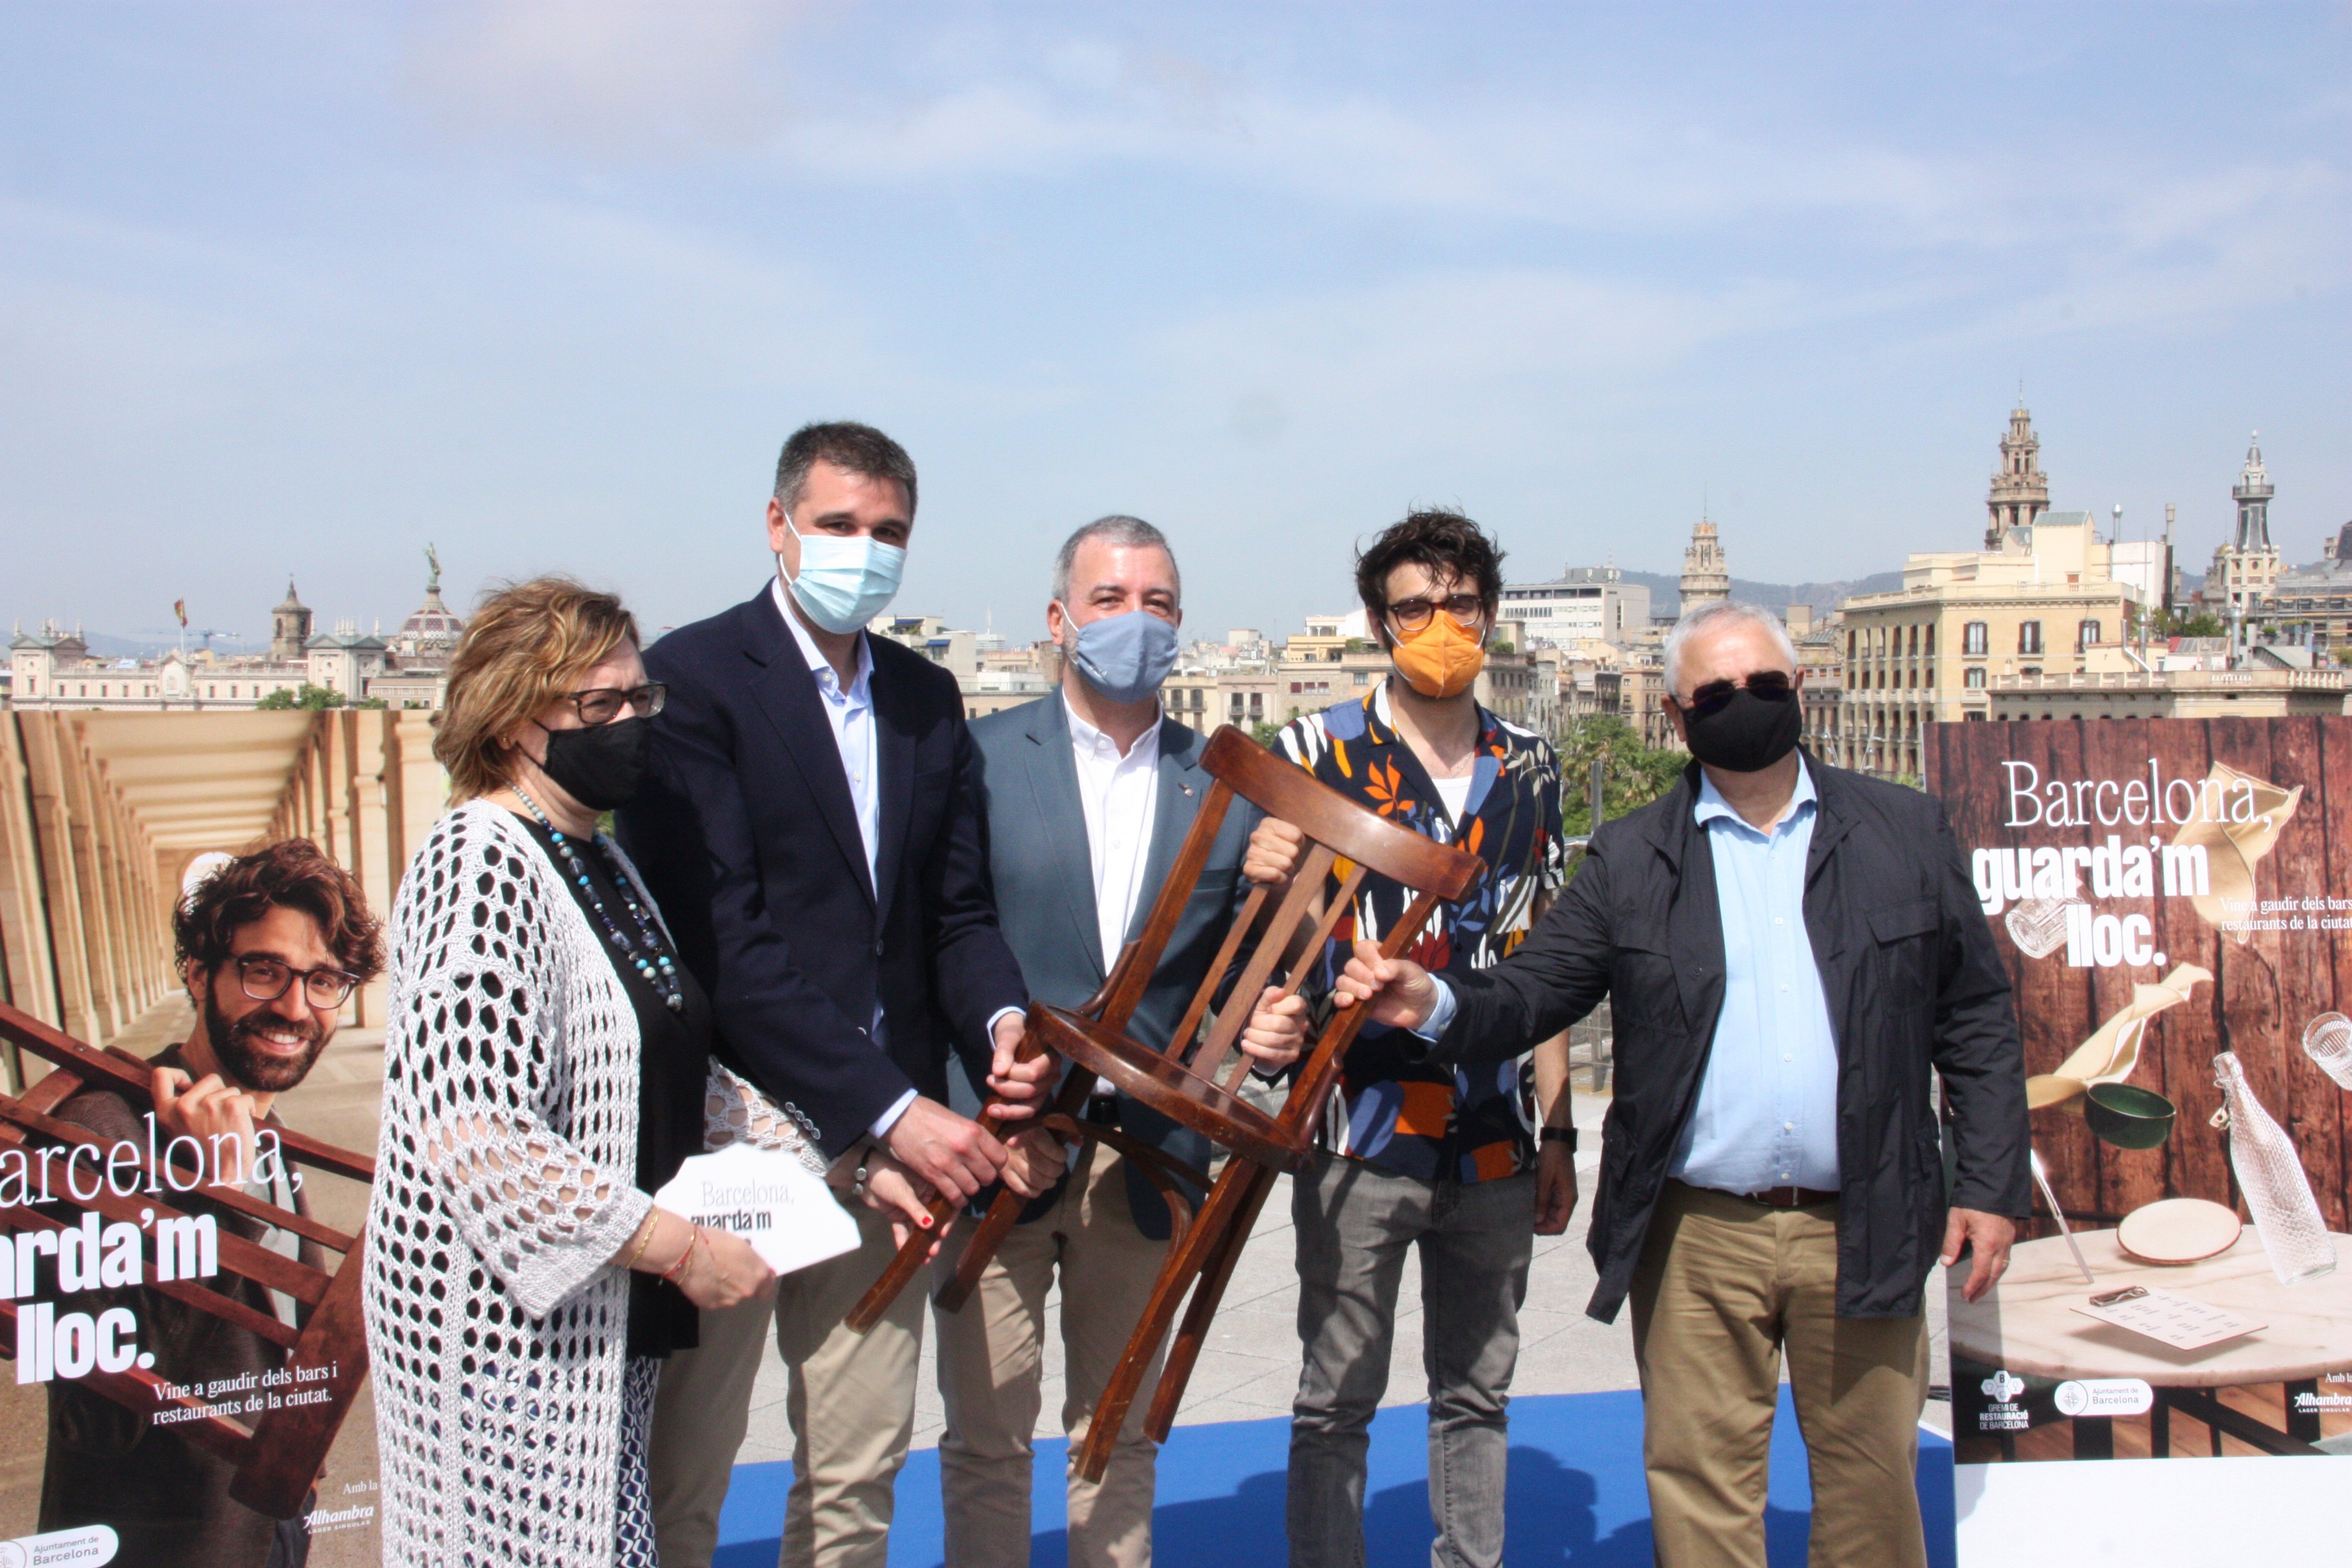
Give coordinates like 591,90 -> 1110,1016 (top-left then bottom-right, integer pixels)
4,2 -> 2348,648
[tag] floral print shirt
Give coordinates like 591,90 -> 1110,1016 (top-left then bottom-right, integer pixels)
1275,681 -> 1566,1183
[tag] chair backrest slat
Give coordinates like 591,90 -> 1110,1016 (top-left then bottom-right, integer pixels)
1187,843 -> 1336,1084
1276,887 -> 1447,1137
1217,859 -> 1370,1093
1164,881 -> 1269,1065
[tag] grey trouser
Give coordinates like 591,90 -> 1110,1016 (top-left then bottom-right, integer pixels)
1287,1151 -> 1534,1568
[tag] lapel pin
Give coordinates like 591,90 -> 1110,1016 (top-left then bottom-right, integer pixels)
1180,782 -> 1195,796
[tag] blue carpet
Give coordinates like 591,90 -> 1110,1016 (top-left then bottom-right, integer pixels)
715,1387 -> 1954,1567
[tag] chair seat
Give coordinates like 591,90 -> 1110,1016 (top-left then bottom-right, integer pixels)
1031,1004 -> 1308,1173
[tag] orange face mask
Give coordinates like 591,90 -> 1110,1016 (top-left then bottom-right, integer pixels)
1388,614 -> 1487,699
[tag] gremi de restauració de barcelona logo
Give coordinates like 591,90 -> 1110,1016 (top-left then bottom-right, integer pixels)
1978,1370 -> 2030,1432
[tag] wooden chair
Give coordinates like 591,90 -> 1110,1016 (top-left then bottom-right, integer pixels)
0,1000 -> 374,1520
847,726 -> 1483,1480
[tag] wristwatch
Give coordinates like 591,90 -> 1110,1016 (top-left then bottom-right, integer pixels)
1540,1125 -> 1578,1153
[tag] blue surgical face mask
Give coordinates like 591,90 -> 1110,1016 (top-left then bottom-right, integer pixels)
1067,607 -> 1180,706
780,511 -> 906,635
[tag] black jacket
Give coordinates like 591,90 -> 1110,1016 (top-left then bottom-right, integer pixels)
1428,753 -> 2029,1322
620,587 -> 1028,1159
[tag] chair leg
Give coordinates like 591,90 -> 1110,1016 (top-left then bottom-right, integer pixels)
1074,1158 -> 1257,1483
1143,1160 -> 1278,1442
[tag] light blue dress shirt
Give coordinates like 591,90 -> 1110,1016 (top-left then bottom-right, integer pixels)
1669,759 -> 1841,1194
1407,764 -> 1841,1192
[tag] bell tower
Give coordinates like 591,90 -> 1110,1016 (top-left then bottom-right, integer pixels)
2233,432 -> 2273,548
2206,433 -> 2282,619
271,578 -> 313,663
1680,516 -> 1729,608
1985,400 -> 2050,548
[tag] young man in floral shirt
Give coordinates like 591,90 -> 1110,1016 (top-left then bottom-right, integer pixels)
1245,509 -> 1575,1568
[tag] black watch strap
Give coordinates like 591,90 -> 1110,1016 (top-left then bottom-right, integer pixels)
1541,1125 -> 1578,1153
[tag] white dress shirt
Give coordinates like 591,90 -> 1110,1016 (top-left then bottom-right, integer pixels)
1065,695 -> 1162,971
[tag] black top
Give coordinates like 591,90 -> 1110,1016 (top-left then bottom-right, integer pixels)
520,816 -> 709,1358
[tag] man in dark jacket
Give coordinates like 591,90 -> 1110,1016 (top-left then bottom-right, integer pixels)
621,421 -> 1052,1568
1328,600 -> 2029,1568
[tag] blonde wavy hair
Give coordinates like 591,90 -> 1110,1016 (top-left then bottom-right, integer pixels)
435,576 -> 641,803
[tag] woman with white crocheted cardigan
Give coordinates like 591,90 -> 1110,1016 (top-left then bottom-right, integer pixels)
363,580 -> 934,1567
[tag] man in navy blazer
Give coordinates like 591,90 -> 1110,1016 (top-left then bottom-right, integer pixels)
622,422 -> 1051,1568
936,516 -> 1306,1568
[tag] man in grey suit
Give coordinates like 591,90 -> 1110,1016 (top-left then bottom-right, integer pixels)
941,516 -> 1308,1568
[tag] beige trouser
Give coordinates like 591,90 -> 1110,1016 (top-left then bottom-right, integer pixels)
932,1144 -> 1170,1568
1628,1182 -> 1929,1568
648,1202 -> 926,1568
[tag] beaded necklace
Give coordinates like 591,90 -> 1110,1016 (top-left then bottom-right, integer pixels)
513,786 -> 684,1012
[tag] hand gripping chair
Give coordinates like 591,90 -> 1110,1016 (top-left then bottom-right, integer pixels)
0,1000 -> 374,1518
846,726 -> 1483,1480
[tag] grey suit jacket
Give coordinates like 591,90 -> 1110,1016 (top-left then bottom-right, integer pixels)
968,694 -> 1260,1239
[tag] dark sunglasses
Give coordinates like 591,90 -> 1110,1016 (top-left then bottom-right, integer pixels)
1682,669 -> 1795,718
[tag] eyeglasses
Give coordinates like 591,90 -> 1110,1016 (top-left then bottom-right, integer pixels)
1385,594 -> 1485,633
1683,669 -> 1796,718
559,683 -> 667,726
233,954 -> 360,1009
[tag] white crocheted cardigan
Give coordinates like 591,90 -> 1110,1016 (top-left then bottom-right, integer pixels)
363,801 -> 666,1567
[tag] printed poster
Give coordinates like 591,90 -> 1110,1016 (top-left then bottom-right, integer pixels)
1928,715 -> 2352,1564
0,997 -> 383,1567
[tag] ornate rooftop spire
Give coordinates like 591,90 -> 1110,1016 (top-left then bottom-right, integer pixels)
1986,401 -> 2050,548
2233,431 -> 2274,549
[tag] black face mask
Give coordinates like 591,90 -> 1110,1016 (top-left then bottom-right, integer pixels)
1679,689 -> 1802,774
534,716 -> 653,811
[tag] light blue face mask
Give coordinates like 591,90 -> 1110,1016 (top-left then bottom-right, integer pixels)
781,511 -> 906,635
1068,608 -> 1180,706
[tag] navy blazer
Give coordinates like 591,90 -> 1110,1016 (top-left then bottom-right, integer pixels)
969,695 -> 1259,1239
619,586 -> 1027,1159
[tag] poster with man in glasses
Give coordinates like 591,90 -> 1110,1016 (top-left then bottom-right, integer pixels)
17,839 -> 385,1568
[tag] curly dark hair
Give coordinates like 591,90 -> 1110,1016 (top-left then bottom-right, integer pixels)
173,839 -> 385,983
1354,508 -> 1506,649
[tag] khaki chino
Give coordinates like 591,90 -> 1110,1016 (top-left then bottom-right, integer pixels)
1628,1182 -> 1929,1568
932,1144 -> 1169,1568
648,1202 -> 927,1568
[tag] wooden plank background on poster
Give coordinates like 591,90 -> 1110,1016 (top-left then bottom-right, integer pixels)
1926,716 -> 2350,1235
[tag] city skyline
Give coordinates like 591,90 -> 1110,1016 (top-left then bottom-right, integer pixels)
6,409 -> 2292,655
5,4 -> 2346,642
